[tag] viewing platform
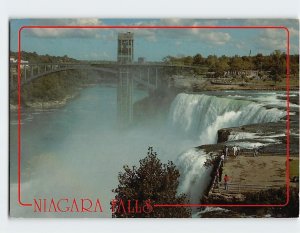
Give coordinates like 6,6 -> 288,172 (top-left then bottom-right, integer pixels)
207,154 -> 295,198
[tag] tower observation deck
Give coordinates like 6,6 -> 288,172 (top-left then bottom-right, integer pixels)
117,32 -> 134,126
117,32 -> 134,64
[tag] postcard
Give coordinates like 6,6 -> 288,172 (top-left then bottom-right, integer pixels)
9,19 -> 299,218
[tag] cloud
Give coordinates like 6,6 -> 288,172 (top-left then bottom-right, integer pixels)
258,29 -> 287,51
19,18 -> 298,58
24,18 -> 104,38
29,18 -> 103,26
144,19 -> 231,45
195,31 -> 231,45
24,19 -> 158,42
289,27 -> 299,37
234,19 -> 298,54
24,18 -> 231,46
128,19 -> 231,45
136,30 -> 157,42
242,19 -> 299,37
154,18 -> 220,26
235,41 -> 246,49
123,28 -> 157,42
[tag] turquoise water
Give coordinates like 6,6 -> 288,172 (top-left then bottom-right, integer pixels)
9,86 -> 291,217
9,85 -> 197,217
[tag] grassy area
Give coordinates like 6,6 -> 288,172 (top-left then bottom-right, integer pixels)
290,159 -> 299,179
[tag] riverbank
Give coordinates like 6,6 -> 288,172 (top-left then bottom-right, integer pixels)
10,92 -> 80,112
9,84 -> 102,112
172,76 -> 299,92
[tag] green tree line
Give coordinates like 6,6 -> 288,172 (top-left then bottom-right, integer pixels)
9,51 -> 109,106
163,50 -> 299,77
10,51 -> 78,63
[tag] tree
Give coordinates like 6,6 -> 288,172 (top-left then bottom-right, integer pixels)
253,53 -> 264,71
206,55 -> 218,71
290,54 -> 299,76
112,147 -> 191,218
229,55 -> 244,71
215,59 -> 230,76
183,56 -> 193,65
269,50 -> 285,84
270,68 -> 281,84
193,53 -> 204,65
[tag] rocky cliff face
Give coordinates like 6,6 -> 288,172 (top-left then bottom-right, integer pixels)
217,128 -> 232,143
202,192 -> 246,203
199,187 -> 299,218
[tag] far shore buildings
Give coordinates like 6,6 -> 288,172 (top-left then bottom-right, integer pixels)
10,56 -> 30,68
10,56 -> 30,76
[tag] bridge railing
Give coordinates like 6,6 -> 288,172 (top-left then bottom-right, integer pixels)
211,182 -> 282,194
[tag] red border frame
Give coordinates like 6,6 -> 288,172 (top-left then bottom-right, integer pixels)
17,25 -> 290,208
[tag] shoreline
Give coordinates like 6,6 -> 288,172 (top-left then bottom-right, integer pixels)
196,83 -> 299,92
9,84 -> 101,112
172,75 -> 299,92
10,93 -> 79,112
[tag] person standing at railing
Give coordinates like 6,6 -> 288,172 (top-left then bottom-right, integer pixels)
220,153 -> 225,167
219,166 -> 223,182
224,145 -> 229,159
233,145 -> 237,157
253,145 -> 258,157
224,174 -> 229,191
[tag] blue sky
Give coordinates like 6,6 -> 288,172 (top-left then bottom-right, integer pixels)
10,18 -> 299,61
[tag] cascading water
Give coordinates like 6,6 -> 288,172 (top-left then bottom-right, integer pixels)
9,87 -> 289,217
176,148 -> 213,204
170,93 -> 286,203
169,93 -> 286,143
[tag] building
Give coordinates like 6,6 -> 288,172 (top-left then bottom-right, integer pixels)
117,32 -> 134,64
10,57 -> 17,63
10,57 -> 30,70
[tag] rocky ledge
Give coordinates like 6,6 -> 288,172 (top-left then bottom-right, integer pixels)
196,93 -> 299,218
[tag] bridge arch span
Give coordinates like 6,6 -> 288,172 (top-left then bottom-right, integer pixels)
19,65 -> 118,87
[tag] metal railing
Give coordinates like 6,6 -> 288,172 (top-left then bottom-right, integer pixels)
211,182 -> 281,194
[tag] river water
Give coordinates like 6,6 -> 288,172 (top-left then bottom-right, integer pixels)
10,85 -> 293,217
10,85 -> 199,217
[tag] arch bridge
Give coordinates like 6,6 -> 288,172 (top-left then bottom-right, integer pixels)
10,62 -> 203,126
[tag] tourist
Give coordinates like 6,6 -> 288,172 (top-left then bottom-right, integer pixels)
233,145 -> 237,157
219,166 -> 223,182
220,153 -> 225,166
225,145 -> 229,159
253,145 -> 258,157
224,174 -> 229,191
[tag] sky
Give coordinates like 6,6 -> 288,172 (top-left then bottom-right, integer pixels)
10,18 -> 299,61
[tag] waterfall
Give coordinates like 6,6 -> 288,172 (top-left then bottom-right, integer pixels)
170,93 -> 286,203
169,93 -> 286,144
176,148 -> 212,203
